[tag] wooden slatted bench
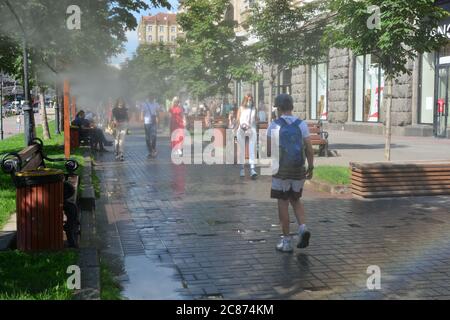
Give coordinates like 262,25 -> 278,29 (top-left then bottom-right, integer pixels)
1,138 -> 80,247
307,122 -> 329,157
351,160 -> 450,198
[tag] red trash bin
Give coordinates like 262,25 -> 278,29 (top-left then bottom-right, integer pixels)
15,168 -> 65,251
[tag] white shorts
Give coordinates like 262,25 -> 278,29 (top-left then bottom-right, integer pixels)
271,178 -> 306,200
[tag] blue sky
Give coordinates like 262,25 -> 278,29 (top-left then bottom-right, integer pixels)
110,0 -> 179,67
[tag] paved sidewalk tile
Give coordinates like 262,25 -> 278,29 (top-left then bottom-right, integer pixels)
94,127 -> 450,300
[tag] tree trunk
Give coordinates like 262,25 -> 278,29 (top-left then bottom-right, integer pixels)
384,78 -> 393,161
60,93 -> 65,131
268,65 -> 276,122
39,87 -> 51,140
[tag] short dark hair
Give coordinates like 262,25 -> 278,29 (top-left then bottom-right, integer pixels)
274,94 -> 294,112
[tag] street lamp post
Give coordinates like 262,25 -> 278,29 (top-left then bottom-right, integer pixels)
54,58 -> 60,134
22,38 -> 35,145
54,83 -> 60,134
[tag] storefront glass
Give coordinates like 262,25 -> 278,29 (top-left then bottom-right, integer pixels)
420,52 -> 435,124
354,54 -> 384,122
310,63 -> 328,120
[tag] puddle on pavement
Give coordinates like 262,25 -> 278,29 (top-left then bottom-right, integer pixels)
121,255 -> 183,300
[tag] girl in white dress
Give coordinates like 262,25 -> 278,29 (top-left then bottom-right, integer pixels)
235,94 -> 258,178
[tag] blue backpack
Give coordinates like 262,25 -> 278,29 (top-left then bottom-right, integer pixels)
275,117 -> 304,168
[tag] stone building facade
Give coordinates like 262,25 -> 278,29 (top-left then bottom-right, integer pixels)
137,13 -> 180,47
226,0 -> 450,138
231,46 -> 449,138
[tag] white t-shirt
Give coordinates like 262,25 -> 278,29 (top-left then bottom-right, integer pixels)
239,106 -> 257,128
142,102 -> 160,125
267,115 -> 310,139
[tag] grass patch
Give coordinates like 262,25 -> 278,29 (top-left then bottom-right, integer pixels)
314,166 -> 351,185
0,121 -> 84,229
100,260 -> 122,300
0,250 -> 78,300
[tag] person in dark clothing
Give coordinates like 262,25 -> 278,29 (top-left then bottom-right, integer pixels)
72,110 -> 112,151
72,110 -> 92,146
87,112 -> 113,151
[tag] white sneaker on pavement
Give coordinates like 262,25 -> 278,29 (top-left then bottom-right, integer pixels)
276,236 -> 293,252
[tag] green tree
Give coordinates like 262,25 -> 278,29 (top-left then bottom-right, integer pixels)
177,0 -> 257,100
326,0 -> 448,160
246,0 -> 329,119
122,43 -> 180,102
0,0 -> 171,144
0,35 -> 20,75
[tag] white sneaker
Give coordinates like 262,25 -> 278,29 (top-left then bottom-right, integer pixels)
276,236 -> 293,252
240,168 -> 245,177
250,169 -> 258,178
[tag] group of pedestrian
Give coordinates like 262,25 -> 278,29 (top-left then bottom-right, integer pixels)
103,92 -> 314,254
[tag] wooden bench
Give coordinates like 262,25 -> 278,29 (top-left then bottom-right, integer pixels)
307,122 -> 329,157
351,160 -> 450,198
1,138 -> 80,247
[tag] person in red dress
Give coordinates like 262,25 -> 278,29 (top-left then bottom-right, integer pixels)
169,97 -> 185,156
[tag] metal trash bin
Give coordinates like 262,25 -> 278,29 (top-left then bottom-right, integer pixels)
14,168 -> 65,251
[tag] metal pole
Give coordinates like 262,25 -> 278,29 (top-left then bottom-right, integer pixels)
54,57 -> 60,134
54,82 -> 60,134
22,38 -> 34,146
1,71 -> 4,140
64,80 -> 71,159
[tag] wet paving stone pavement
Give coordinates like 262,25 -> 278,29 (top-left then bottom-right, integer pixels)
94,127 -> 450,300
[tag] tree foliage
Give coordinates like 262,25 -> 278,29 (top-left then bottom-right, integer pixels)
0,35 -> 20,75
325,0 -> 449,79
0,0 -> 172,80
121,43 -> 181,102
177,0 -> 257,99
246,0 -> 329,75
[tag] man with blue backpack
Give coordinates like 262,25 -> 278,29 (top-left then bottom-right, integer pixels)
267,94 -> 314,253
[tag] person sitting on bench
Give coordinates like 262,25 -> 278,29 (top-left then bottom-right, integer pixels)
72,110 -> 112,151
85,111 -> 113,151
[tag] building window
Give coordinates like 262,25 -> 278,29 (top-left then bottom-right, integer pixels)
419,52 -> 435,124
159,36 -> 164,42
171,36 -> 176,42
147,25 -> 152,32
310,63 -> 328,120
148,35 -> 153,42
354,54 -> 384,122
171,26 -> 176,33
160,26 -> 164,32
